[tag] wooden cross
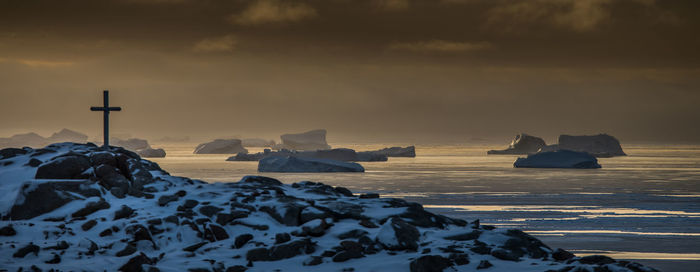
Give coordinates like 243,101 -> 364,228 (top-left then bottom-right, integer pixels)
90,90 -> 121,148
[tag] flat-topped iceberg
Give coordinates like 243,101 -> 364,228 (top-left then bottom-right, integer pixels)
0,143 -> 656,272
228,148 -> 388,162
258,156 -> 365,172
273,129 -> 331,151
514,150 -> 602,169
488,133 -> 546,155
111,138 -> 166,158
558,134 -> 626,157
194,139 -> 247,154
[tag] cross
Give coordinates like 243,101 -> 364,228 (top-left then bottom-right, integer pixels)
90,90 -> 121,148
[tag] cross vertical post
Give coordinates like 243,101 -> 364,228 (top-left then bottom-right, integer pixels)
90,90 -> 122,149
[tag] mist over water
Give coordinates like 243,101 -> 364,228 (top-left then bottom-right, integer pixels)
147,142 -> 700,272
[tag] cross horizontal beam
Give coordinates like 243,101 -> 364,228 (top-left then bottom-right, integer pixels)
90,107 -> 122,111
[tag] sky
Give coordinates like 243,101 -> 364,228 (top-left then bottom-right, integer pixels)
1,0 -> 699,144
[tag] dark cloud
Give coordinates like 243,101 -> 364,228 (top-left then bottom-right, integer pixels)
0,0 -> 699,143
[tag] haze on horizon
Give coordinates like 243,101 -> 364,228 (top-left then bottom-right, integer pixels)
1,0 -> 699,144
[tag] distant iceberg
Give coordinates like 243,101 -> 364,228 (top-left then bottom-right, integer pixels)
273,129 -> 331,151
194,139 -> 247,154
488,133 -> 546,155
514,150 -> 601,169
258,156 -> 365,172
557,134 -> 626,157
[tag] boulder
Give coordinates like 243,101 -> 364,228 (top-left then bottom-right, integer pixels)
409,255 -> 453,272
488,134 -> 546,155
48,129 -> 88,143
35,154 -> 91,179
9,180 -> 101,220
376,217 -> 420,251
258,156 -> 364,173
273,129 -> 331,151
136,148 -> 166,158
194,139 -> 247,154
558,134 -> 626,157
514,150 -> 601,169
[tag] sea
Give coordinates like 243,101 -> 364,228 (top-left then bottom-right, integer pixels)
149,143 -> 700,272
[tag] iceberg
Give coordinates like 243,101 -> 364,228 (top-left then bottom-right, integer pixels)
273,129 -> 331,151
194,139 -> 247,154
514,150 -> 602,169
258,156 -> 365,172
558,134 -> 626,157
488,133 -> 546,155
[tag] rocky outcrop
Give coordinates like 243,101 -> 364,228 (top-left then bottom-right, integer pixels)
0,144 -> 657,272
558,134 -> 626,157
227,148 -> 388,162
258,156 -> 365,172
194,139 -> 247,154
514,150 -> 601,169
273,129 -> 331,151
488,134 -> 546,155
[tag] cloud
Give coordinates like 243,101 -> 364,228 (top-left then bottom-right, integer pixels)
388,40 -> 491,52
487,0 -> 656,32
15,59 -> 75,67
230,0 -> 317,25
193,34 -> 237,52
374,0 -> 409,11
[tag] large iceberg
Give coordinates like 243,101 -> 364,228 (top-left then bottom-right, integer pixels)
194,139 -> 247,154
557,134 -> 626,157
488,133 -> 546,155
273,129 -> 331,151
514,150 -> 602,169
111,138 -> 166,158
258,156 -> 365,172
227,148 -> 388,162
0,143 -> 657,272
241,138 -> 275,147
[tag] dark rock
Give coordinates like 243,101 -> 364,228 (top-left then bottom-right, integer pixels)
13,243 -> 40,258
199,205 -> 223,218
359,219 -> 378,228
577,255 -> 615,265
183,199 -> 199,209
476,260 -> 493,269
90,151 -> 117,166
332,250 -> 363,262
240,175 -> 283,187
552,248 -> 575,261
44,240 -> 69,250
27,158 -> 42,167
117,244 -> 137,257
9,180 -> 101,220
119,252 -> 154,272
164,215 -> 179,225
0,147 -> 27,159
503,229 -> 549,258
276,233 -> 291,244
111,187 -> 126,198
334,186 -> 353,197
114,205 -> 135,220
72,199 -> 110,218
99,228 -> 113,237
0,225 -> 16,236
183,242 -> 208,252
81,219 -> 98,231
445,230 -> 481,241
469,240 -> 491,255
147,218 -> 163,225
359,193 -> 379,199
338,229 -> 369,240
125,224 -> 153,244
225,265 -> 247,272
491,248 -> 520,261
158,194 -> 179,206
234,234 -> 254,248
409,255 -> 452,272
376,217 -> 420,251
303,256 -> 323,266
216,211 -> 249,225
45,253 -> 61,264
209,224 -> 230,241
450,253 -> 470,265
246,239 -> 316,262
35,154 -> 90,179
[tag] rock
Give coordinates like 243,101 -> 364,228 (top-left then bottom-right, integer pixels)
10,180 -> 101,220
359,193 -> 379,199
258,156 -> 364,173
13,243 -> 40,258
35,154 -> 91,179
276,233 -> 291,244
476,260 -> 493,269
409,255 -> 452,272
48,129 -> 88,143
303,256 -> 323,266
125,224 -> 153,244
444,230 -> 481,241
225,265 -> 247,272
241,138 -> 275,147
491,248 -> 520,261
137,148 -> 166,158
216,211 -> 248,225
117,244 -> 137,257
209,224 -> 230,241
27,158 -> 42,167
44,240 -> 70,250
552,248 -> 575,261
376,217 -> 420,251
82,219 -> 98,231
234,234 -> 254,248
0,225 -> 17,236
194,139 -> 247,154
114,205 -> 135,220
199,205 -> 224,217
119,252 -> 154,272
45,253 -> 61,264
0,147 -> 28,159
273,129 -> 331,151
338,229 -> 369,240
577,255 -> 615,265
332,241 -> 364,262
111,187 -> 126,198
246,238 -> 316,262
558,134 -> 626,157
72,199 -> 111,218
100,228 -> 113,237
158,194 -> 179,206
183,242 -> 208,252
183,199 -> 199,209
488,134 -> 546,155
514,150 -> 601,169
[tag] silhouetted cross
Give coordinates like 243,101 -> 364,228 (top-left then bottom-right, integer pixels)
90,90 -> 121,148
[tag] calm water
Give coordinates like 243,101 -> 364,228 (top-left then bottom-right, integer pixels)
150,143 -> 700,271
